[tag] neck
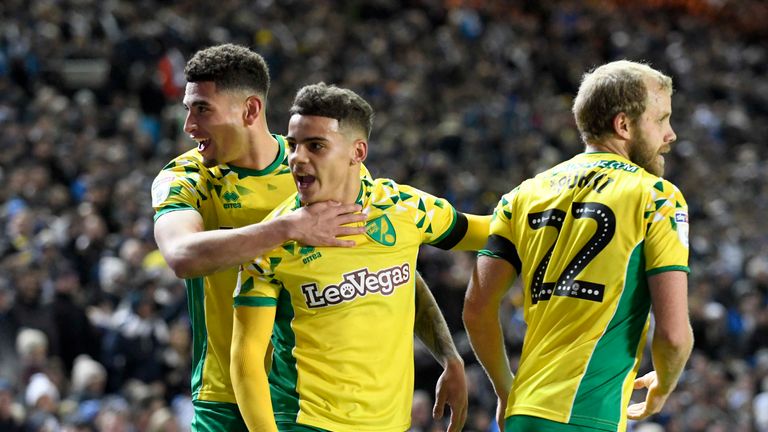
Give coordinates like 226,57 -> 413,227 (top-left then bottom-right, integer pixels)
339,174 -> 362,204
230,121 -> 278,170
303,171 -> 362,206
585,138 -> 629,160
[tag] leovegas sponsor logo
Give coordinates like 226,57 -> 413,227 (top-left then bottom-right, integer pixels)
301,263 -> 411,308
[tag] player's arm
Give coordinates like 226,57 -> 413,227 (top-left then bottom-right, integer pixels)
627,270 -> 693,420
231,302 -> 278,432
154,202 -> 365,278
450,213 -> 491,251
413,272 -> 467,432
463,255 -> 517,430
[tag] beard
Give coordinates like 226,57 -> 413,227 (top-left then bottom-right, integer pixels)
628,132 -> 665,176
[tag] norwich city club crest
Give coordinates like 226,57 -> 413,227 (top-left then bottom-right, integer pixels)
365,215 -> 396,246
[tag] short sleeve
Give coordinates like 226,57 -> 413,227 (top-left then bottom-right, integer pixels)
152,157 -> 209,220
644,180 -> 690,276
478,188 -> 522,273
394,184 -> 464,249
233,257 -> 283,307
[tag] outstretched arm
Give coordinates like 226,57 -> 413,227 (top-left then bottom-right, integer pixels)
463,256 -> 517,431
413,272 -> 467,432
451,214 -> 492,251
627,270 -> 693,420
154,202 -> 365,278
231,304 -> 278,432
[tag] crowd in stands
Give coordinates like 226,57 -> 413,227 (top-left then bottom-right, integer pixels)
1,0 -> 766,430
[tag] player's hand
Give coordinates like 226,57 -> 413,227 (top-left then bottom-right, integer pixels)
432,358 -> 467,432
495,395 -> 507,432
627,371 -> 669,420
289,201 -> 366,246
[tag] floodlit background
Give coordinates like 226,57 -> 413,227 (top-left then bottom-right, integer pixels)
0,1 -> 766,431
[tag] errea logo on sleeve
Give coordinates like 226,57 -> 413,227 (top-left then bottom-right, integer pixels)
301,263 -> 411,308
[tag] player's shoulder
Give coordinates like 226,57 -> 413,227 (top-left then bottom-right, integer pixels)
154,149 -> 212,182
366,178 -> 448,210
643,176 -> 687,211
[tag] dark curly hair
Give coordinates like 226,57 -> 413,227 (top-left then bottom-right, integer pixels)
289,83 -> 374,139
184,44 -> 270,98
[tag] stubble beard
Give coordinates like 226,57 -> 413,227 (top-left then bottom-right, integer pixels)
628,133 -> 665,177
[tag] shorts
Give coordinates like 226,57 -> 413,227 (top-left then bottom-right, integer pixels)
506,415 -> 614,432
191,400 -> 248,432
277,421 -> 330,432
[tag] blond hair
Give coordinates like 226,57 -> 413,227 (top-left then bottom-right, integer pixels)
572,60 -> 673,144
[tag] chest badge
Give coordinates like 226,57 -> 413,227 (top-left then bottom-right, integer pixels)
366,215 -> 396,246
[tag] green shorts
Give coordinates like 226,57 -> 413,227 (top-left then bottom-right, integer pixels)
277,422 -> 330,432
506,415 -> 613,432
191,400 -> 248,432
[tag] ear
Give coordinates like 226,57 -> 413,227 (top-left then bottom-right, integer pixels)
351,139 -> 368,164
612,112 -> 632,140
243,95 -> 263,126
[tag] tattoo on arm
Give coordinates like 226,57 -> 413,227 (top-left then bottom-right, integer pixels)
414,272 -> 460,366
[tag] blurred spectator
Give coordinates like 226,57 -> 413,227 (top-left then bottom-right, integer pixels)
0,378 -> 22,432
15,328 -> 49,385
0,0 -> 766,429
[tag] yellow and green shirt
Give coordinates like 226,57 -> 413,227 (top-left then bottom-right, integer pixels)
482,152 -> 689,431
235,177 -> 470,432
151,136 -> 295,403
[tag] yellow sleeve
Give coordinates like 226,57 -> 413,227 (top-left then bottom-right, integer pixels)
231,304 -> 278,432
152,154 -> 209,220
644,180 -> 690,275
450,213 -> 491,251
478,189 -> 522,274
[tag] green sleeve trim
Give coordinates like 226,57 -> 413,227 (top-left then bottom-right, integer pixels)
233,296 -> 278,308
646,265 -> 690,276
154,204 -> 198,221
429,207 -> 459,245
478,249 -> 501,258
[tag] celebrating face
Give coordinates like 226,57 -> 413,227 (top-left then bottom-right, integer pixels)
286,114 -> 366,204
183,82 -> 250,168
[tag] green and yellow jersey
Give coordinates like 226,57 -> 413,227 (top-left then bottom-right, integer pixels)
482,152 -> 689,431
235,177 -> 471,432
151,136 -> 296,403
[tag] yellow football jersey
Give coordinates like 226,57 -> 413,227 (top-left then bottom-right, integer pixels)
482,152 -> 689,431
152,136 -> 295,403
235,177 -> 470,432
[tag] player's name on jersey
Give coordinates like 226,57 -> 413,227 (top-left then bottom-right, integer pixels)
555,159 -> 640,174
301,263 -> 411,308
549,169 -> 615,194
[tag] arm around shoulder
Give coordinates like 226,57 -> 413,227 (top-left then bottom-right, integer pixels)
451,213 -> 491,251
154,209 -> 298,279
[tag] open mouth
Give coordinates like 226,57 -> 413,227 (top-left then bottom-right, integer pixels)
195,138 -> 211,152
296,174 -> 316,190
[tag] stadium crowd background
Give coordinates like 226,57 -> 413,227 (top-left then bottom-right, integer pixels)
0,0 -> 767,430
